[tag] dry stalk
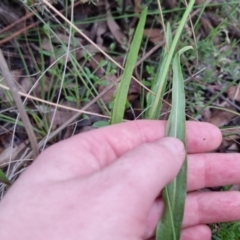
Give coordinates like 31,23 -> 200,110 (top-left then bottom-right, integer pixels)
0,49 -> 39,159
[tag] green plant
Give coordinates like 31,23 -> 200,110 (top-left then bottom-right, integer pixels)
111,7 -> 147,124
212,222 -> 240,240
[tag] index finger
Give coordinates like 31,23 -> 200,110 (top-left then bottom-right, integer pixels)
31,120 -> 222,181
65,120 -> 221,158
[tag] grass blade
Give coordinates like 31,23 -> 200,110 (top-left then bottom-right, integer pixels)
145,23 -> 172,119
156,46 -> 193,240
146,0 -> 195,119
111,7 -> 147,124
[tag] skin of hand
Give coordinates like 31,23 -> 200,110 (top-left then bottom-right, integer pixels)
0,120 -> 240,240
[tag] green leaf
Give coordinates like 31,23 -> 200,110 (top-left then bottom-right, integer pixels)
0,169 -> 11,186
156,46 -> 193,240
146,23 -> 172,119
110,7 -> 147,124
146,0 -> 195,119
92,120 -> 109,128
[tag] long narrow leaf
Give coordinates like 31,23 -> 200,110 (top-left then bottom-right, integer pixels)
146,0 -> 195,119
145,23 -> 172,119
156,46 -> 193,240
111,8 -> 147,124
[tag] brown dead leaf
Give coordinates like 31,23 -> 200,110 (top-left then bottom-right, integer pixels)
227,85 -> 240,102
46,102 -> 79,131
222,127 -> 240,138
91,21 -> 107,46
44,102 -> 79,140
72,3 -> 91,30
202,108 -> 212,122
16,73 -> 50,99
0,70 -> 21,99
128,79 -> 140,102
134,0 -> 141,13
0,70 -> 47,100
144,29 -> 164,44
41,102 -> 102,140
105,0 -> 125,45
209,104 -> 236,127
221,125 -> 240,146
0,132 -> 28,167
0,141 -> 27,167
200,15 -> 213,36
98,72 -> 140,105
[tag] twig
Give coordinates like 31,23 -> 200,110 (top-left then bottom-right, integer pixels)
0,23 -> 36,46
0,12 -> 34,36
0,49 -> 39,159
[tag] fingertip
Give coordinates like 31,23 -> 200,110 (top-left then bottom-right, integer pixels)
186,122 -> 222,153
204,122 -> 222,147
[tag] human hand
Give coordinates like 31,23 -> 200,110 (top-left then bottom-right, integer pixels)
0,120 -> 239,240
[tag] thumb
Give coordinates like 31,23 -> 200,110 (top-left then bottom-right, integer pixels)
103,137 -> 185,206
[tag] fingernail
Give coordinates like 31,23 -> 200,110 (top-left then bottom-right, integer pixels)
159,137 -> 185,155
